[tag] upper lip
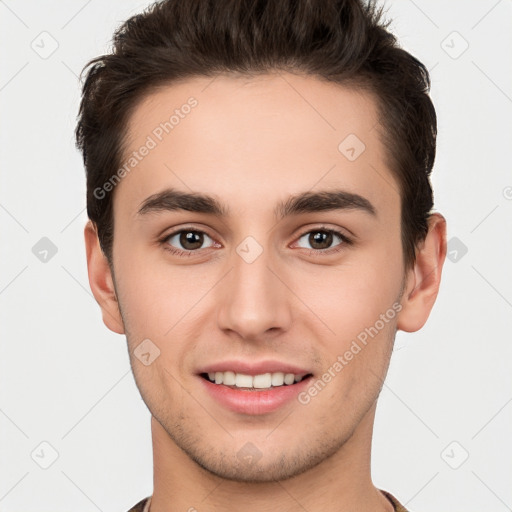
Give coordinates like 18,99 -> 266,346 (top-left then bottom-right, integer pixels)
197,360 -> 312,376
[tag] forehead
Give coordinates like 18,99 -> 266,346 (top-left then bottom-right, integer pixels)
115,72 -> 399,222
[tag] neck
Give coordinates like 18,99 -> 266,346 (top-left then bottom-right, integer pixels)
148,402 -> 394,512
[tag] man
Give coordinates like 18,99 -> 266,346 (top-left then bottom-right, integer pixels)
76,0 -> 446,510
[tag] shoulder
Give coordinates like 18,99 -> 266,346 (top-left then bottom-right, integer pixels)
126,496 -> 152,512
380,489 -> 410,512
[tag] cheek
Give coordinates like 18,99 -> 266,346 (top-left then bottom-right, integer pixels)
113,261 -> 196,405
295,249 -> 402,341
112,249 -> 217,350
112,251 -> 172,341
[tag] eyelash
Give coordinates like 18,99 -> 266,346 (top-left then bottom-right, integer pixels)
159,225 -> 353,258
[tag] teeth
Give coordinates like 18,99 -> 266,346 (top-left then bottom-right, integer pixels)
205,371 -> 308,389
253,373 -> 272,388
223,371 -> 236,385
235,373 -> 253,388
271,372 -> 284,386
284,373 -> 295,385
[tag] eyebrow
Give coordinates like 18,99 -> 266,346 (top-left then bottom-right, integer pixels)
137,187 -> 376,219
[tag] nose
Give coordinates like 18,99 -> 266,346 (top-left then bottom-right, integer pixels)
216,242 -> 293,341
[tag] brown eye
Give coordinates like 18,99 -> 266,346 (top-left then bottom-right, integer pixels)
308,231 -> 333,250
295,228 -> 351,253
165,230 -> 214,252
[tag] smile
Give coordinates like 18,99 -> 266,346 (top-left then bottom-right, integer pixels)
199,372 -> 314,415
202,371 -> 312,390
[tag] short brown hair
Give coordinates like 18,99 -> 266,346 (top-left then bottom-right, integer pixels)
75,0 -> 436,270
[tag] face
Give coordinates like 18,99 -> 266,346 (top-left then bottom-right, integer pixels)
101,72 -> 409,481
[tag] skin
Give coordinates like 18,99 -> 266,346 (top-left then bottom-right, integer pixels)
84,72 -> 446,512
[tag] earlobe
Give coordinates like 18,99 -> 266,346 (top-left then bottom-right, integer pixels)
84,220 -> 125,335
396,213 -> 447,333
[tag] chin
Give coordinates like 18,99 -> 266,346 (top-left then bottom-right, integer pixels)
188,451 -> 321,483
173,428 -> 348,484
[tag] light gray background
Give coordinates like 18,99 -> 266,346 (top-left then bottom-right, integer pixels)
1,1 -> 511,511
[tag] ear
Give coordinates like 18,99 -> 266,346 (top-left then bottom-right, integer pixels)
84,220 -> 125,334
396,213 -> 447,332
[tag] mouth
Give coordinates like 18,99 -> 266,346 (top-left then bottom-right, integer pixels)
198,371 -> 314,414
199,371 -> 313,391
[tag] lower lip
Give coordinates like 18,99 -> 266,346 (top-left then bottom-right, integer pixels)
199,375 -> 313,415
